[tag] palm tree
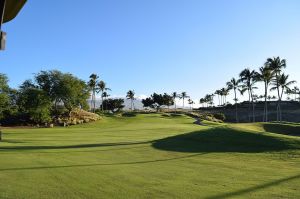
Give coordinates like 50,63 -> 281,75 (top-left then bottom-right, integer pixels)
199,98 -> 205,108
88,74 -> 99,112
214,90 -> 221,106
102,91 -> 110,111
97,80 -> 110,112
271,73 -> 296,122
227,78 -> 240,123
126,90 -> 135,111
172,92 -> 178,113
292,86 -> 299,101
239,68 -> 258,122
257,65 -> 274,122
220,88 -> 229,106
188,99 -> 194,110
180,92 -> 189,109
265,57 -> 286,122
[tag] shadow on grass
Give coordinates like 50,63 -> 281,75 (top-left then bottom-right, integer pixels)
205,173 -> 300,199
263,123 -> 300,137
152,127 -> 300,153
0,153 -> 206,172
0,141 -> 152,151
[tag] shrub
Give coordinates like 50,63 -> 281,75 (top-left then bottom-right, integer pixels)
213,113 -> 226,121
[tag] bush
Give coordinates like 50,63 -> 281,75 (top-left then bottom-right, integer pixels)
213,113 -> 226,121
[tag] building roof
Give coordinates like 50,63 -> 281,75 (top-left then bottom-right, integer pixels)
3,0 -> 27,23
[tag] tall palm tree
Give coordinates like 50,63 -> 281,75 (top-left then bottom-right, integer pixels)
239,68 -> 258,122
257,65 -> 274,122
271,73 -> 296,122
97,80 -> 110,111
227,78 -> 240,123
265,57 -> 286,122
199,98 -> 205,108
214,90 -> 221,106
180,92 -> 189,109
88,74 -> 99,112
188,99 -> 194,110
102,91 -> 110,111
292,86 -> 299,101
126,90 -> 135,111
172,92 -> 178,113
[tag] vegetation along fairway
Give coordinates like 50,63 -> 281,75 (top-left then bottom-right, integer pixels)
1,113 -> 300,199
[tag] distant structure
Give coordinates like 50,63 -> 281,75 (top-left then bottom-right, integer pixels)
0,0 -> 27,50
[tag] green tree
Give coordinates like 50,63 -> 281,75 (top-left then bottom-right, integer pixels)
227,78 -> 240,123
180,92 -> 189,109
171,92 -> 179,112
239,68 -> 258,122
102,98 -> 125,113
265,57 -> 286,122
88,74 -> 99,112
17,87 -> 52,124
0,74 -> 10,120
97,80 -> 110,112
126,90 -> 135,111
35,70 -> 90,114
271,73 -> 296,121
163,93 -> 174,109
257,65 -> 274,122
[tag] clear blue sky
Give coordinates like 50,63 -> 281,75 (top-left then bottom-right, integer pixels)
1,0 -> 299,103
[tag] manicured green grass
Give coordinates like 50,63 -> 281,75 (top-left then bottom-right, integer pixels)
1,113 -> 300,198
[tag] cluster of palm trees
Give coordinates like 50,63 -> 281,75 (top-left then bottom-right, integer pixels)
171,91 -> 192,111
88,74 -> 110,112
202,57 -> 297,123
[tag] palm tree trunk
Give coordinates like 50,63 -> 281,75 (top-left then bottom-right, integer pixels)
174,98 -> 177,113
265,83 -> 268,122
183,97 -> 185,109
101,91 -> 104,112
248,90 -> 251,123
234,89 -> 238,123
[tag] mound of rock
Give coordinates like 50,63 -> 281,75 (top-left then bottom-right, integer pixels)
56,109 -> 101,126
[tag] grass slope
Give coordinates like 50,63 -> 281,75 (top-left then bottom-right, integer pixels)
0,114 -> 300,198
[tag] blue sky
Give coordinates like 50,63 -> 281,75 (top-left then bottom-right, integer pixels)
0,0 -> 299,105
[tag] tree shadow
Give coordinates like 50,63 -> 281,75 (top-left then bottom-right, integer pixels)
0,140 -> 153,151
263,123 -> 300,137
0,153 -> 206,172
152,127 -> 300,153
205,174 -> 300,199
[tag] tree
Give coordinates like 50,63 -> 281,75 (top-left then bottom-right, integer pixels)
97,80 -> 110,112
17,87 -> 52,124
0,74 -> 11,120
35,70 -> 90,114
101,98 -> 125,113
256,65 -> 274,122
88,74 -> 99,112
126,90 -> 135,111
188,99 -> 194,110
199,98 -> 205,108
271,73 -> 296,121
163,93 -> 174,109
239,68 -> 258,122
265,57 -> 286,122
142,97 -> 154,109
227,78 -> 240,123
172,92 -> 179,112
141,93 -> 164,112
214,90 -> 222,106
180,92 -> 189,109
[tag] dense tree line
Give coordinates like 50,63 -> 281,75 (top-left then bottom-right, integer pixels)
0,70 -> 90,125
